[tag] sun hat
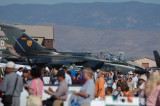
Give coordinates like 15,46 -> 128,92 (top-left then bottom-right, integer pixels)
139,74 -> 147,81
128,71 -> 133,75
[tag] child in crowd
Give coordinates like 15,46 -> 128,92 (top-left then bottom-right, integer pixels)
123,87 -> 134,102
113,86 -> 123,99
123,87 -> 130,96
105,87 -> 113,96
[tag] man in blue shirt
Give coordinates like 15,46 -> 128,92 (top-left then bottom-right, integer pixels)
70,69 -> 77,79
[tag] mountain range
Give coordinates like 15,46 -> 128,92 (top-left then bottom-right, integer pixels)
54,24 -> 160,59
0,1 -> 160,59
0,1 -> 160,30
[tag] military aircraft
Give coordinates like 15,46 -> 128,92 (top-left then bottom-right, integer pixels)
0,24 -> 88,64
0,24 -> 147,74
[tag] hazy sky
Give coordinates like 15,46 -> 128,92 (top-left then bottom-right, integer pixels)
0,0 -> 160,5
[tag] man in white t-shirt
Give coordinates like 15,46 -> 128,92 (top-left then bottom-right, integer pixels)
132,73 -> 138,88
62,67 -> 72,85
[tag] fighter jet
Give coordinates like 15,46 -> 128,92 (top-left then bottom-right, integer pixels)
0,24 -> 147,74
0,24 -> 98,67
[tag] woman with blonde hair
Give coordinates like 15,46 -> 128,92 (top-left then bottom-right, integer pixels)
140,71 -> 160,106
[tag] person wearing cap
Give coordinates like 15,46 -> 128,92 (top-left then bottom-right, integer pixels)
117,75 -> 128,91
131,74 -> 147,94
44,70 -> 68,106
0,61 -> 23,106
94,70 -> 105,99
130,74 -> 147,106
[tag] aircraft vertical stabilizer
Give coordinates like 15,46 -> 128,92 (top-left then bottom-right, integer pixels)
0,24 -> 47,56
153,50 -> 160,67
118,52 -> 125,61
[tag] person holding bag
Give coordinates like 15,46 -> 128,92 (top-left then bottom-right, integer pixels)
0,61 -> 23,106
26,67 -> 43,106
44,70 -> 68,106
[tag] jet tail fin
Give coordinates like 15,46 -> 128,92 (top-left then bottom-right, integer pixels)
153,50 -> 160,67
118,52 -> 125,61
0,24 -> 46,57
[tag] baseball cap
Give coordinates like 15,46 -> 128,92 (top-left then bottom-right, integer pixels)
6,61 -> 15,69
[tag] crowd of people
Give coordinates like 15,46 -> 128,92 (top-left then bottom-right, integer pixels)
0,61 -> 160,106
